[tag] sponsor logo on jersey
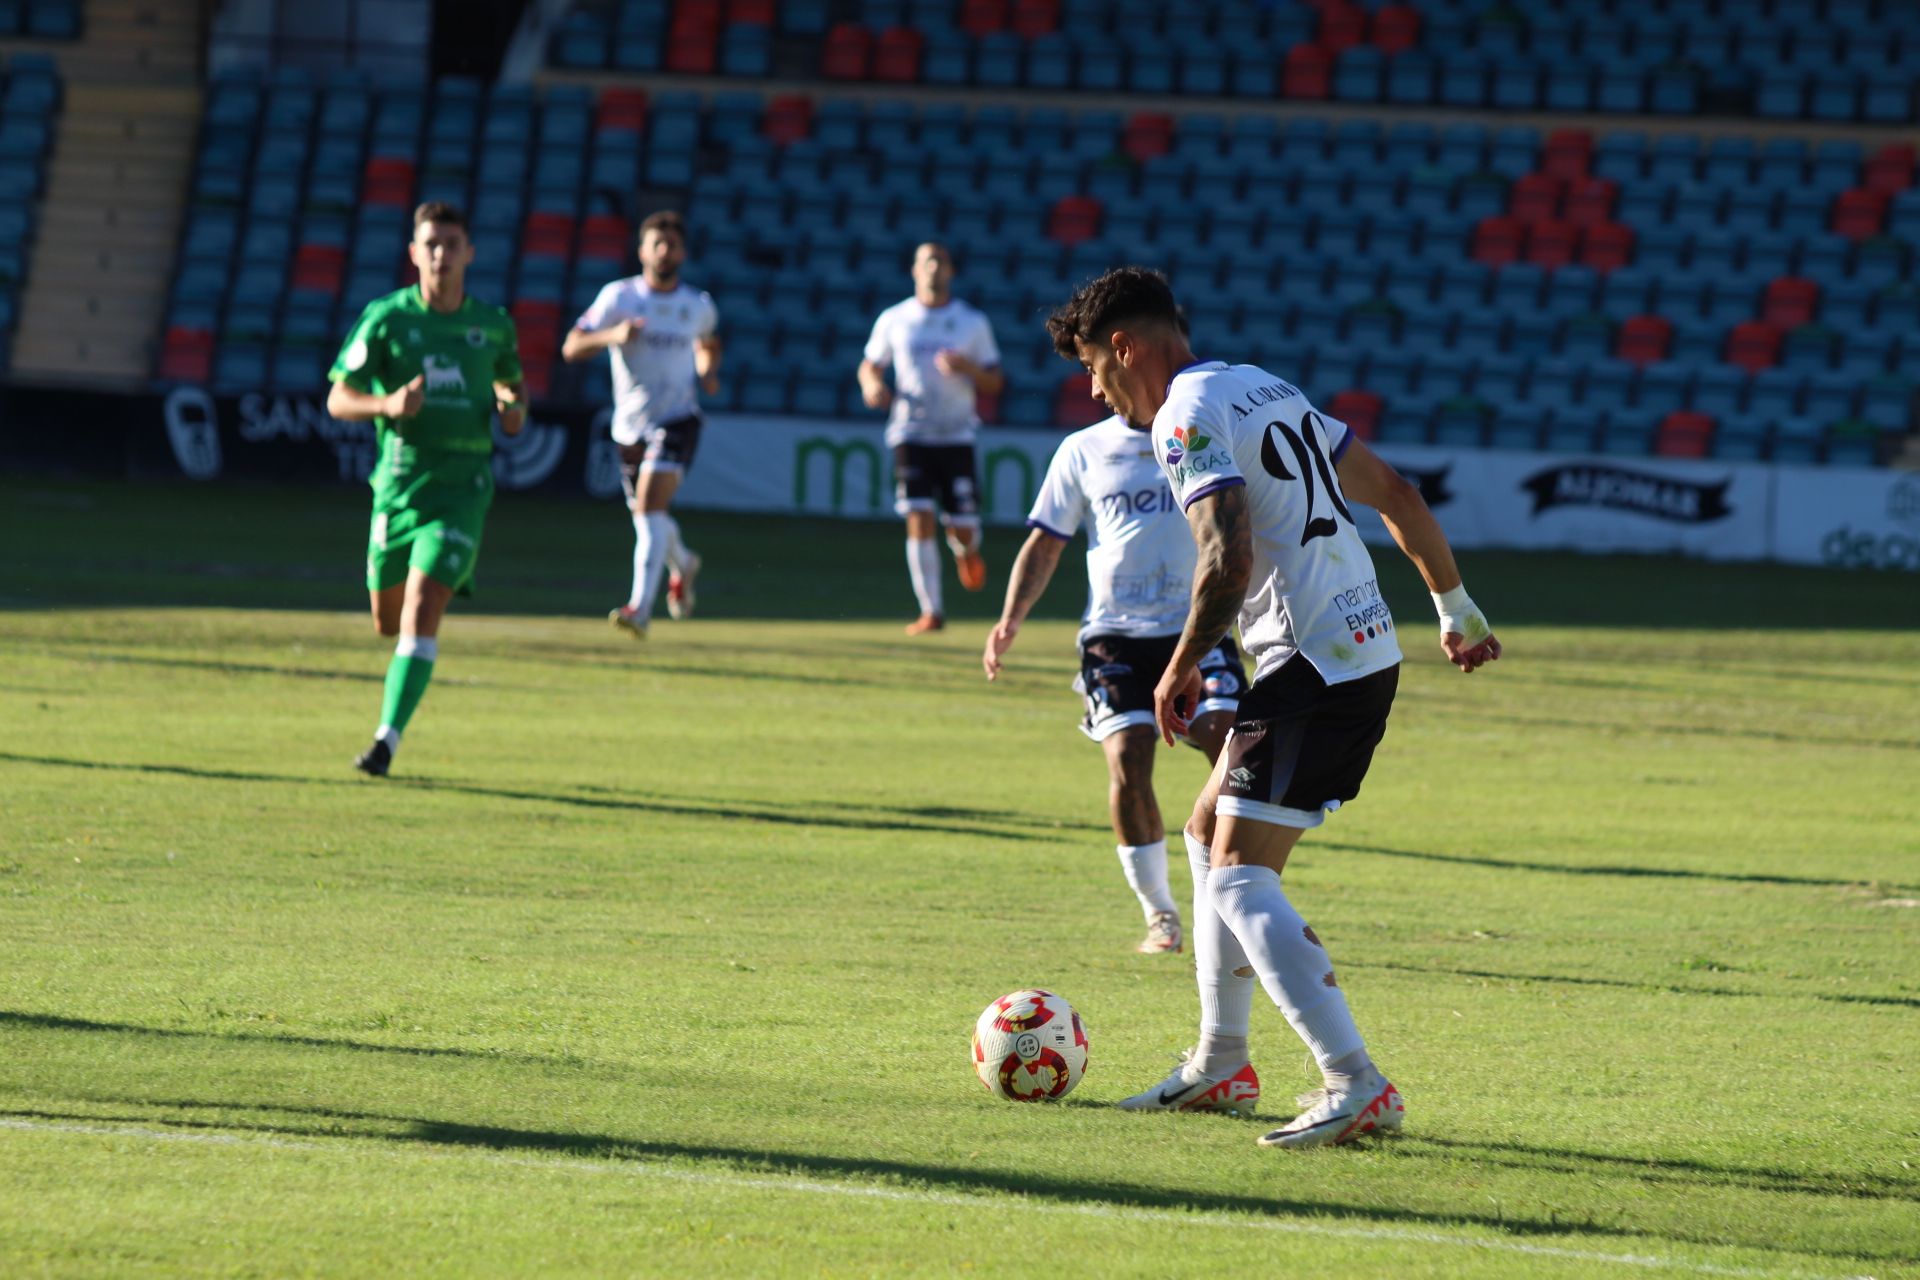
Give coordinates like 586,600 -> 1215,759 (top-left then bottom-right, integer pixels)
422,353 -> 469,396
1163,425 -> 1210,466
1097,486 -> 1180,517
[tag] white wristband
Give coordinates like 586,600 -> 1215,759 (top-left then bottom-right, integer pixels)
1431,584 -> 1492,645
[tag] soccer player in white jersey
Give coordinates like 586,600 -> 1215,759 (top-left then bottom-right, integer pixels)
1047,268 -> 1501,1148
562,210 -> 721,639
982,409 -> 1246,954
857,242 -> 1004,635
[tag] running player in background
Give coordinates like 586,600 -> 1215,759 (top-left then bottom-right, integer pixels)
562,210 -> 720,639
1047,267 -> 1501,1148
982,410 -> 1245,955
326,202 -> 524,778
858,242 -> 1003,635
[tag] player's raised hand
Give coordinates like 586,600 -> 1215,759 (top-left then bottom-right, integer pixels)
386,374 -> 425,420
494,382 -> 525,436
1443,630 -> 1502,673
1153,663 -> 1202,746
610,318 -> 643,345
982,619 -> 1019,680
934,349 -> 974,377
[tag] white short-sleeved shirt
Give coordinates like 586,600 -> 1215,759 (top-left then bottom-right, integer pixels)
1028,414 -> 1196,645
862,296 -> 1000,448
575,278 -> 718,446
1154,361 -> 1403,686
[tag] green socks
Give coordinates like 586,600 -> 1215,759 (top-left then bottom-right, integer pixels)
376,636 -> 438,750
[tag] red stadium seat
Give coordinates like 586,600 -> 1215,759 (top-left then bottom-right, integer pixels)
512,302 -> 563,389
666,24 -> 717,72
290,244 -> 345,294
1831,187 -> 1887,240
361,156 -> 415,208
1725,321 -> 1781,373
1542,128 -> 1593,182
959,0 -> 1008,37
1046,195 -> 1102,245
1655,411 -> 1714,458
1283,43 -> 1333,99
820,23 -> 872,79
1509,173 -> 1562,224
763,95 -> 813,144
1471,215 -> 1525,266
1327,390 -> 1382,440
518,351 -> 553,400
1563,176 -> 1618,227
975,389 -> 1000,425
159,326 -> 213,382
1122,112 -> 1173,162
672,0 -> 722,30
1762,277 -> 1819,329
597,88 -> 648,134
1580,221 -> 1635,273
1615,314 -> 1672,366
579,215 -> 630,263
1317,2 -> 1367,51
1369,4 -> 1421,54
1865,143 -> 1916,196
871,26 -> 924,82
1525,218 -> 1578,268
1011,0 -> 1059,37
1053,373 -> 1105,429
725,0 -> 775,22
522,212 -> 575,258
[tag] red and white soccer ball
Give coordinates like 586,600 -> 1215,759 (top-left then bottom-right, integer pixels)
971,989 -> 1089,1102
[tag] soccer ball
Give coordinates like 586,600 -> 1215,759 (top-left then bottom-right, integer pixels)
971,989 -> 1089,1102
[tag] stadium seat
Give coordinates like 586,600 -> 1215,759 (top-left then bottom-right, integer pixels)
872,27 -> 924,82
1726,321 -> 1783,373
1655,411 -> 1714,458
1831,188 -> 1886,240
821,24 -> 871,79
1284,44 -> 1333,100
1616,315 -> 1672,366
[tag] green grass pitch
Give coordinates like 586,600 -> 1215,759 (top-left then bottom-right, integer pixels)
2,476 -> 1917,1278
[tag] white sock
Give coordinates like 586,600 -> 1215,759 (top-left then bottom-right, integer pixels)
1116,839 -> 1178,921
375,724 -> 400,751
1187,829 -> 1253,1072
630,512 -> 671,613
1209,863 -> 1369,1079
945,525 -> 981,559
662,515 -> 687,573
906,537 -> 941,616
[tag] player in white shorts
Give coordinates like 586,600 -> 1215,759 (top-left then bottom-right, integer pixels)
982,411 -> 1246,955
562,210 -> 720,639
1047,267 -> 1502,1148
858,242 -> 1004,635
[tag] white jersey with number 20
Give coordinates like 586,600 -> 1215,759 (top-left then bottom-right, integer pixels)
1154,361 -> 1402,686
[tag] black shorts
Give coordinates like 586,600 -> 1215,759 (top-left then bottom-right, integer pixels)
893,442 -> 980,521
619,414 -> 703,500
1077,634 -> 1247,742
1216,655 -> 1399,828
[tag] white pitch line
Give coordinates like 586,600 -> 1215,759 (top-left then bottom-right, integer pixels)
0,1117 -> 1870,1280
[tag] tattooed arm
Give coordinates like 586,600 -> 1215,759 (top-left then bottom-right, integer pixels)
983,527 -> 1067,680
1154,483 -> 1253,744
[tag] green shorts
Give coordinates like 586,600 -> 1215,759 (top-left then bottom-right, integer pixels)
365,465 -> 493,595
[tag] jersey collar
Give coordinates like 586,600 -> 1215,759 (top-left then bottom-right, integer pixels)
1165,358 -> 1224,395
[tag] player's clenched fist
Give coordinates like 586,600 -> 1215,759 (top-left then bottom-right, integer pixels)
385,374 -> 425,420
609,318 -> 644,346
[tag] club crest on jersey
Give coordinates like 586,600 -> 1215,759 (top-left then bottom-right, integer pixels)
1164,425 -> 1210,465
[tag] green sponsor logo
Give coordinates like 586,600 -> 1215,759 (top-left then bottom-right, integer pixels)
794,436 -> 885,513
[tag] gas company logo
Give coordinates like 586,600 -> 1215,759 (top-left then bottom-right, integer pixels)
1164,424 -> 1210,466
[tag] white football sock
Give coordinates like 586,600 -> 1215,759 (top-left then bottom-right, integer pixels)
630,512 -> 671,614
662,514 -> 687,573
945,525 -> 981,559
375,724 -> 400,751
906,537 -> 941,616
1115,840 -> 1178,921
1209,863 -> 1368,1078
1186,829 -> 1253,1070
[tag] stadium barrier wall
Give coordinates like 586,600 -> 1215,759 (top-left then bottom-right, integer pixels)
2,383 -> 1916,573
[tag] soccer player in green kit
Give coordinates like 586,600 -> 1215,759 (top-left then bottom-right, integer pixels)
325,202 -> 525,777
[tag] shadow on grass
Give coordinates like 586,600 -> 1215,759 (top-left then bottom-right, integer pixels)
1349,959 -> 1920,1010
0,1010 -> 571,1066
1324,840 -> 1919,893
0,751 -> 1069,844
0,1096 -> 1903,1263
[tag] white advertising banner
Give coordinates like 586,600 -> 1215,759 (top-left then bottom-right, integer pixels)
664,415 -> 1915,571
1773,467 -> 1920,571
1362,445 -> 1775,562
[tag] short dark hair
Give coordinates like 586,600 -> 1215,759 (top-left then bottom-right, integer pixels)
1046,266 -> 1181,358
413,202 -> 467,231
915,240 -> 955,269
640,210 -> 687,241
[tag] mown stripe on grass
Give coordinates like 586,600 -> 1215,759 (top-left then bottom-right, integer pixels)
0,1117 -> 1869,1280
1326,842 -> 1917,893
1351,960 -> 1920,1011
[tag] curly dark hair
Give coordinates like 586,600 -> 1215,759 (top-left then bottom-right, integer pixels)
1046,266 -> 1181,359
